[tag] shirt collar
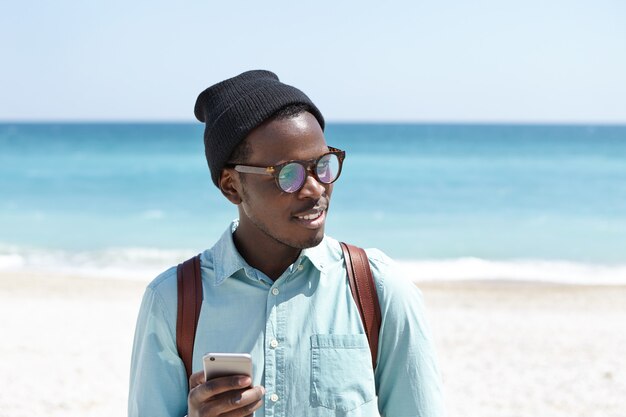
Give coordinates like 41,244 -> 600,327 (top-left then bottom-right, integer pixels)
208,220 -> 342,285
299,239 -> 328,273
209,220 -> 256,286
300,234 -> 343,273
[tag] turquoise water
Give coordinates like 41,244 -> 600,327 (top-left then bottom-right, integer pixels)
1,122 -> 625,279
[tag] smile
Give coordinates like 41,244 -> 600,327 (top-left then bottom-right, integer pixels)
296,211 -> 324,221
293,209 -> 327,229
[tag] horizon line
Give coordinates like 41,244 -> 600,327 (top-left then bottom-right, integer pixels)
1,119 -> 626,127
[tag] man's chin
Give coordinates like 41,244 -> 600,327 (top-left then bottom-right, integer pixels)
292,229 -> 325,250
303,235 -> 325,249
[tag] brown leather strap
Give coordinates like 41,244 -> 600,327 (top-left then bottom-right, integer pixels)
176,254 -> 203,383
340,242 -> 382,370
175,244 -> 381,381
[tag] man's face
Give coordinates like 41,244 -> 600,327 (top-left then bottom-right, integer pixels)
232,111 -> 333,250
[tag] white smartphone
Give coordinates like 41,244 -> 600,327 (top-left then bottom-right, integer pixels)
203,352 -> 253,382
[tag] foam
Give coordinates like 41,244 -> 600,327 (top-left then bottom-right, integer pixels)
2,245 -> 625,285
396,257 -> 626,285
0,254 -> 25,269
0,245 -> 195,281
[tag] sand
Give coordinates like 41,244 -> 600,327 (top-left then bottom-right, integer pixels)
1,273 -> 625,417
420,281 -> 626,417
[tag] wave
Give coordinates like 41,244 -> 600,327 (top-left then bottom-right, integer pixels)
0,245 -> 195,281
396,258 -> 626,285
1,245 -> 625,285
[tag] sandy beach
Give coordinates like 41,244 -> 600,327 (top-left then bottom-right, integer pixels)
1,272 -> 624,417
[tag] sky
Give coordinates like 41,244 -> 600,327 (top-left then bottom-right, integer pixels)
1,0 -> 625,123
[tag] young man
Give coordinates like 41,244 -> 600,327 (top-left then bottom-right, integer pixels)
129,70 -> 444,417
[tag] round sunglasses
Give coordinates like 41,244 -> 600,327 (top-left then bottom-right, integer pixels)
225,147 -> 346,193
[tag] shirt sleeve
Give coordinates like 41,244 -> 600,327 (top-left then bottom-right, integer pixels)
128,278 -> 189,417
368,250 -> 446,417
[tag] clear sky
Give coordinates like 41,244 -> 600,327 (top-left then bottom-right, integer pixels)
1,0 -> 625,123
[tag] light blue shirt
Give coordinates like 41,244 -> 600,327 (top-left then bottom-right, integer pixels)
129,222 -> 444,417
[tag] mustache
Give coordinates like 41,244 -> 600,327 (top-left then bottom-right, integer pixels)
294,196 -> 329,216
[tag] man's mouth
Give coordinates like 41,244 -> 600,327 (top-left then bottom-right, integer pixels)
293,204 -> 328,229
295,210 -> 324,221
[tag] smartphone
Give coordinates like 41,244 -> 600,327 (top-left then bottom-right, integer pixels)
203,352 -> 253,382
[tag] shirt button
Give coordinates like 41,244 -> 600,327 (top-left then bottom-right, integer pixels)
270,339 -> 279,348
297,264 -> 304,271
271,288 -> 280,296
270,393 -> 279,402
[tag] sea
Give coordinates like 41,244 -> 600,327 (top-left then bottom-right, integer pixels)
1,122 -> 625,284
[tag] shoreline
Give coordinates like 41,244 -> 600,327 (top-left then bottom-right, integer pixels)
3,259 -> 626,286
3,241 -> 626,286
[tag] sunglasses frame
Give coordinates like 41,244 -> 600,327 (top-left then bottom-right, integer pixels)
225,146 -> 346,193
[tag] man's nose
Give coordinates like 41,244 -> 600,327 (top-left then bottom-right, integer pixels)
298,172 -> 326,198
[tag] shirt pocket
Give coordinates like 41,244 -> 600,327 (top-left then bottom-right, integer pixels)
310,334 -> 376,412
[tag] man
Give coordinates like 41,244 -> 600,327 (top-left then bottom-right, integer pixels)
129,70 -> 444,417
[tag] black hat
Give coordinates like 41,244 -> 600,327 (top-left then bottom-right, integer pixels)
194,70 -> 325,186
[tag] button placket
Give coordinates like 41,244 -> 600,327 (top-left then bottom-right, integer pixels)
264,285 -> 279,417
274,285 -> 287,417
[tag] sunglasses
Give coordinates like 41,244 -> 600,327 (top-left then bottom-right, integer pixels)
226,146 -> 346,193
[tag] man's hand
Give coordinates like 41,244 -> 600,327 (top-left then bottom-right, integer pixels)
187,371 -> 265,417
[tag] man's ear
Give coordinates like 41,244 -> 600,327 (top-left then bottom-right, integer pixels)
219,168 -> 243,205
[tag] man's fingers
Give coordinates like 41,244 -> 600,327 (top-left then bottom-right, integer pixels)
188,375 -> 265,416
189,375 -> 252,404
189,371 -> 205,390
203,386 -> 265,416
218,395 -> 264,417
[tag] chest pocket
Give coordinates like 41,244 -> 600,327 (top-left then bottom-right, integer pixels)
310,334 -> 377,412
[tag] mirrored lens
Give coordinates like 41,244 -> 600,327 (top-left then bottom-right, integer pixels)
278,162 -> 305,192
316,153 -> 340,183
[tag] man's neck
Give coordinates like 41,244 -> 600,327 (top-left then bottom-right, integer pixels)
232,225 -> 301,281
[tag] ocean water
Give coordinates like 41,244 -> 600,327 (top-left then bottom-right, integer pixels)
1,122 -> 625,283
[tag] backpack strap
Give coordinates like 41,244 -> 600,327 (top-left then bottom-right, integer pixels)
175,243 -> 383,383
340,242 -> 382,370
176,254 -> 203,383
